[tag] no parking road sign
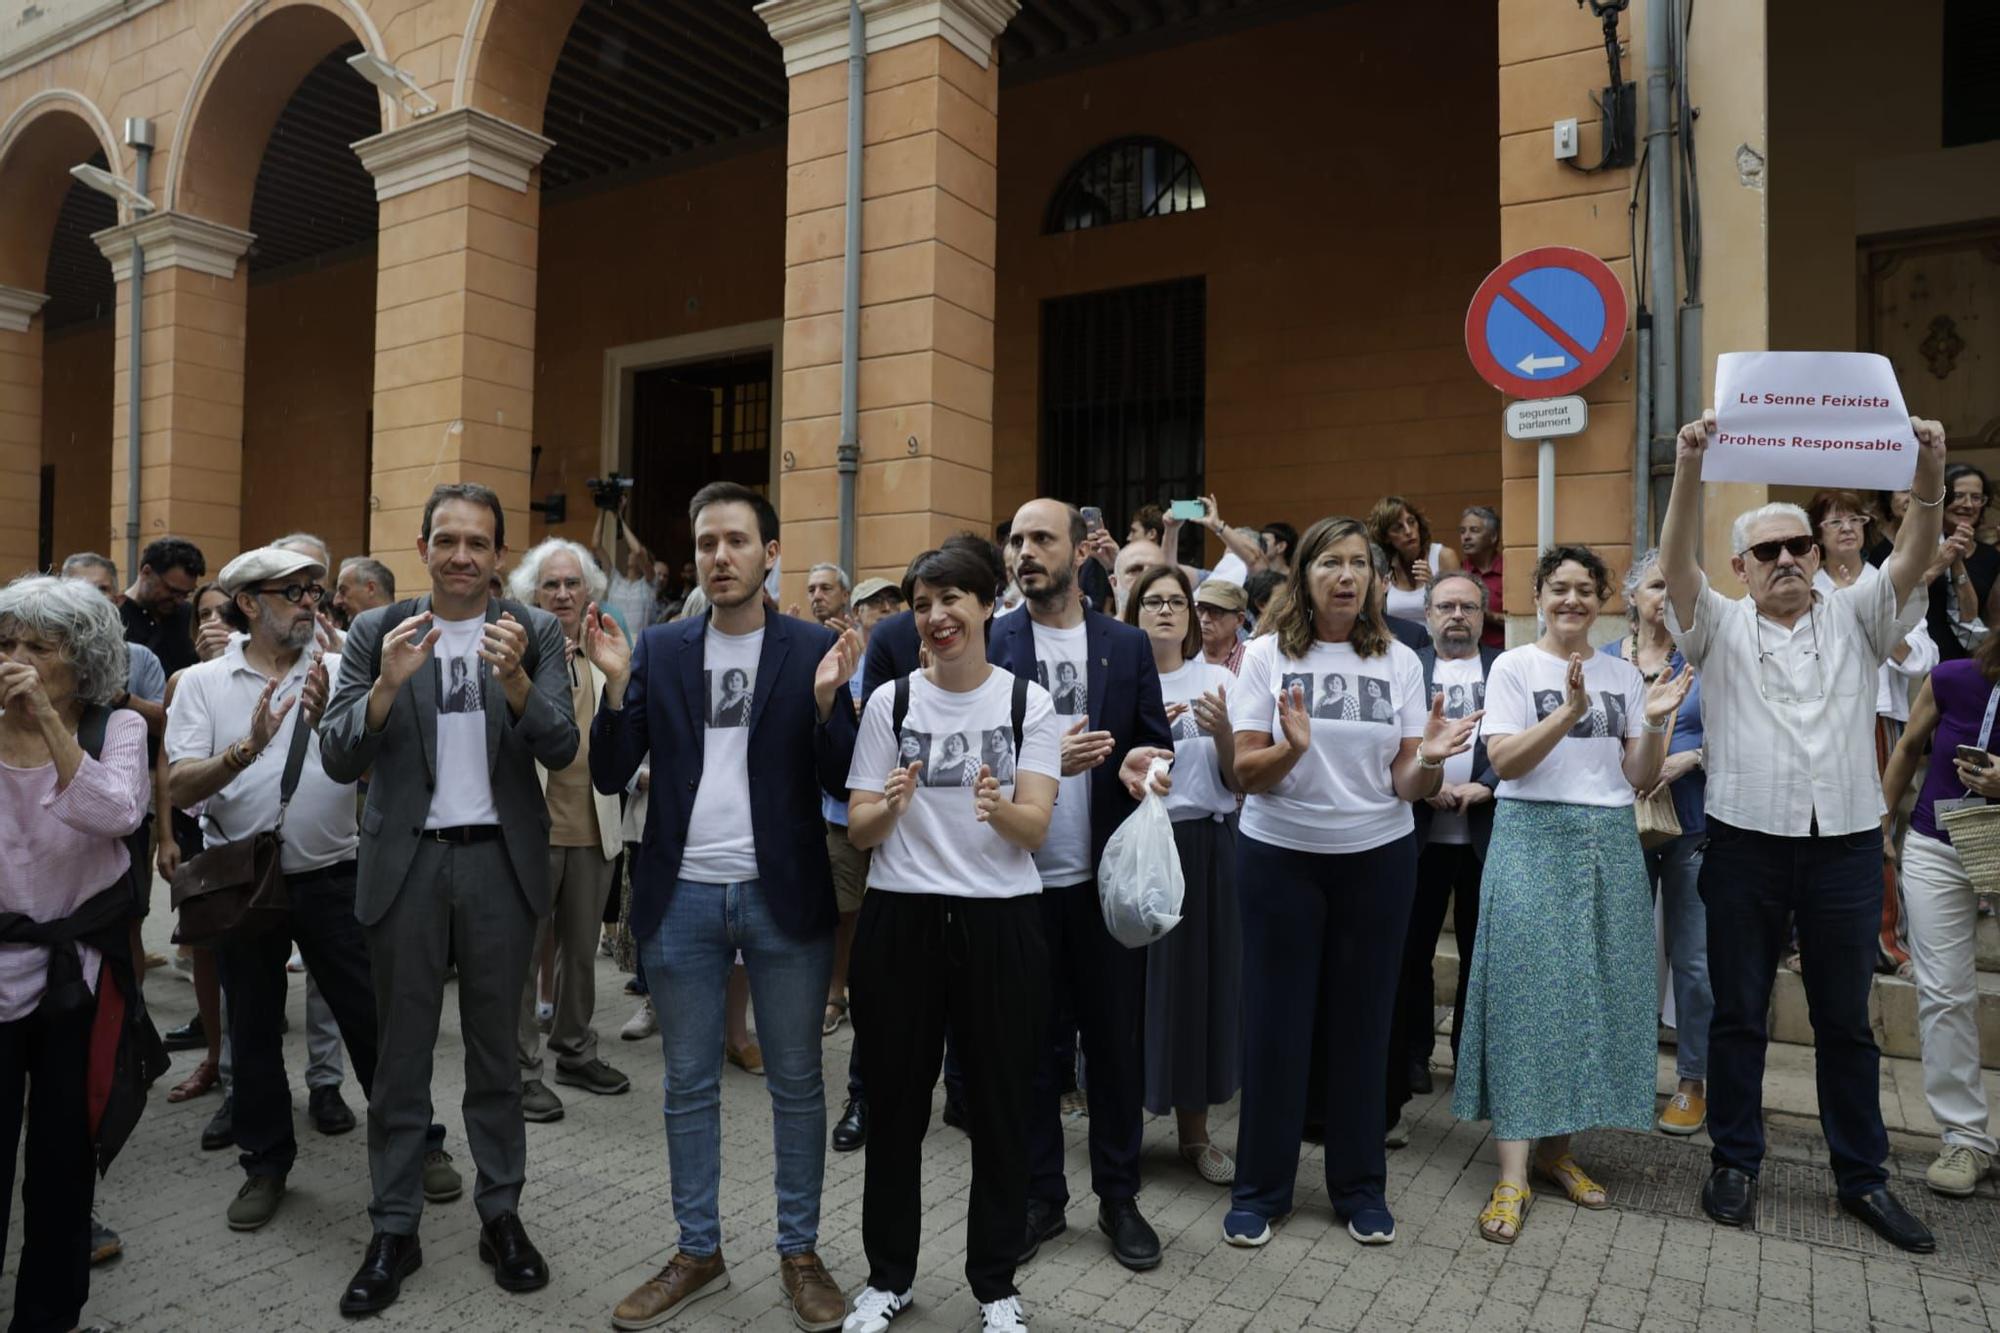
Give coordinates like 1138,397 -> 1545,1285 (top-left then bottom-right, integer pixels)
1464,246 -> 1629,398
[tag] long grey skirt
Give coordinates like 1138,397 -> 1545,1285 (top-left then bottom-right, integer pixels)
1144,814 -> 1243,1115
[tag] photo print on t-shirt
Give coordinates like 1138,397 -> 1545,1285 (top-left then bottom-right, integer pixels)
981,727 -> 1017,784
896,727 -> 929,771
1170,708 -> 1202,742
1036,660 -> 1087,715
707,667 -> 754,728
922,731 -> 982,788
438,654 -> 484,715
1430,680 -> 1487,719
1532,689 -> 1626,739
1282,671 -> 1395,725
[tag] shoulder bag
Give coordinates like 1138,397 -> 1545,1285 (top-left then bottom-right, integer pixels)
168,716 -> 313,947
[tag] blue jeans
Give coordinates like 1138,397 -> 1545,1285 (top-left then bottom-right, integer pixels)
641,878 -> 834,1258
1647,832 -> 1712,1081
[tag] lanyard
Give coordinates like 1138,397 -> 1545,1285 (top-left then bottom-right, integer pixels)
1981,683 -> 2000,754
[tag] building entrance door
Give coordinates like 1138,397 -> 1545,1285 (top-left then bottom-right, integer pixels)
628,351 -> 774,566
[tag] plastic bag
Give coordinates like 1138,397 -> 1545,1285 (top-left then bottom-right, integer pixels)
1097,758 -> 1185,948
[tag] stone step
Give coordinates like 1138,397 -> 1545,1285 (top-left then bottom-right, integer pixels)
1428,930 -> 2000,1069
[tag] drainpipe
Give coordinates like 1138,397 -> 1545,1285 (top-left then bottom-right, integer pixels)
1634,314 -> 1652,550
1643,0 -> 1676,558
836,0 -> 865,578
125,118 -> 155,580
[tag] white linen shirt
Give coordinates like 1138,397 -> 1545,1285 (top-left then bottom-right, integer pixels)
165,640 -> 359,873
1667,568 -> 1923,837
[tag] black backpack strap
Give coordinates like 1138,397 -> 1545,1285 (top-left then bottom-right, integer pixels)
1011,672 -> 1029,756
892,674 -> 911,742
79,702 -> 110,759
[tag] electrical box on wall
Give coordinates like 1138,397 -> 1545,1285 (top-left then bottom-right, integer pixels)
1554,118 -> 1579,160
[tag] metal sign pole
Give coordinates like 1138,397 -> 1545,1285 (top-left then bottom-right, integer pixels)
1538,438 -> 1556,555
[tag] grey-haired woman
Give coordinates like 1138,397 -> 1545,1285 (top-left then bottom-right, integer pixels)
0,574 -> 154,1332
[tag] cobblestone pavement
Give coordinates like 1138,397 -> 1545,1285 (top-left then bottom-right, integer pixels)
16,929 -> 2000,1332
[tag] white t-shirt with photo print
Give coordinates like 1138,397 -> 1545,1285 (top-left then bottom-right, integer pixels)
1032,619 -> 1093,887
680,623 -> 762,883
1425,653 -> 1490,846
1228,634 -> 1427,854
848,668 -> 1062,899
1159,658 -> 1238,822
425,612 -> 499,829
1480,643 -> 1645,808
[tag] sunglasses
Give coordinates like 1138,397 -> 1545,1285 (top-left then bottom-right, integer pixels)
1741,536 -> 1816,564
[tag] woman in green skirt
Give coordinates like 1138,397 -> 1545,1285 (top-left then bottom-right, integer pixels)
1452,545 -> 1691,1242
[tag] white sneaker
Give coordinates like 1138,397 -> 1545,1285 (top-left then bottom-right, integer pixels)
620,998 -> 657,1041
285,949 -> 304,974
980,1295 -> 1028,1331
536,999 -> 554,1033
843,1285 -> 912,1332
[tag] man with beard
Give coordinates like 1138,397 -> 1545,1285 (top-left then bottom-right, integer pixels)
998,499 -> 1174,1273
334,557 -> 396,631
165,547 -> 387,1230
1388,573 -> 1499,1117
584,481 -> 861,1332
121,536 -> 207,676
321,484 -> 577,1314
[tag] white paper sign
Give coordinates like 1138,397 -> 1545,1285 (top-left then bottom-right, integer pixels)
1704,352 -> 1917,488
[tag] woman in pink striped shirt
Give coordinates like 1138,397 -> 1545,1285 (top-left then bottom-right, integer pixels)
0,573 -> 151,1333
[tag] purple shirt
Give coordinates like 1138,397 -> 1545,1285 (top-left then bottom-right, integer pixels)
0,710 -> 150,1021
1912,658 -> 2000,845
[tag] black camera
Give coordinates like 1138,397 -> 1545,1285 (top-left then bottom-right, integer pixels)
586,473 -> 635,511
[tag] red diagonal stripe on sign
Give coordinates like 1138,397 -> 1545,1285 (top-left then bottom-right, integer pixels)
1497,285 -> 1593,365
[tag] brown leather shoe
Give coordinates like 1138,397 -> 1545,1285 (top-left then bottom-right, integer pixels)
611,1251 -> 730,1331
780,1252 -> 846,1332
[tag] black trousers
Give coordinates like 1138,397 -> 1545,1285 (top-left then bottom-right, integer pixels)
850,890 -> 1048,1303
0,996 -> 96,1333
1389,840 -> 1482,1113
216,860 -> 380,1178
1028,878 -> 1146,1206
1701,819 -> 1889,1194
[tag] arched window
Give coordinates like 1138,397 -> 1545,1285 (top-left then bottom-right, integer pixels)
1045,137 -> 1206,234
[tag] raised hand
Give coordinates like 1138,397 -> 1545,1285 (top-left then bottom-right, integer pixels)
1411,557 -> 1433,587
315,610 -> 345,656
298,659 -> 330,728
815,626 -> 863,696
480,613 -> 530,684
379,611 -> 440,691
195,615 -> 234,663
1643,661 -> 1694,729
1277,680 -> 1312,754
1164,701 -> 1190,727
973,764 -> 1002,822
245,675 -> 297,755
1676,409 -> 1717,465
582,603 -> 632,683
1912,416 -> 1949,468
1193,685 -> 1230,738
1419,691 -> 1483,764
884,760 -> 923,816
1060,717 -> 1115,776
1563,652 -> 1590,721
0,662 -> 54,720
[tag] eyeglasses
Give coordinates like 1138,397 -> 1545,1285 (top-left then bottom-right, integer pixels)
1194,605 -> 1239,618
254,582 -> 325,604
1818,514 -> 1867,531
1740,536 -> 1816,564
1431,600 -> 1482,616
1754,604 -> 1825,705
1139,596 -> 1189,613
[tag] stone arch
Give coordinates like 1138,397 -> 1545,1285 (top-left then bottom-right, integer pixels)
0,91 -> 123,289
168,0 -> 387,228
455,0 -> 587,133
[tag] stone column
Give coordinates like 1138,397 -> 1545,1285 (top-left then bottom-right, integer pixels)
759,0 -> 1018,602
352,108 -> 552,589
91,212 -> 256,571
0,286 -> 51,579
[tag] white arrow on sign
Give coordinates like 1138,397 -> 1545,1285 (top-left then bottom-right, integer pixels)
1515,352 -> 1567,374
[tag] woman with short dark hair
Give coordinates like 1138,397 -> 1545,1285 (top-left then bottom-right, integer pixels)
1454,546 -> 1690,1243
0,574 -> 152,1331
844,545 -> 1063,1333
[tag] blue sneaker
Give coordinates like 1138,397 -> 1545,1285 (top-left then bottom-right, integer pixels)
1346,1206 -> 1396,1245
1221,1209 -> 1272,1247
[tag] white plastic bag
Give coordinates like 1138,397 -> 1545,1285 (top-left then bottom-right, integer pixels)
1097,758 -> 1184,948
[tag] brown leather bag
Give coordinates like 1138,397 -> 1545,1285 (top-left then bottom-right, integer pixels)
169,719 -> 313,947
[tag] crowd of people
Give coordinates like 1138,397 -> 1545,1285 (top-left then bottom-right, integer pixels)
5,409 -> 1995,1332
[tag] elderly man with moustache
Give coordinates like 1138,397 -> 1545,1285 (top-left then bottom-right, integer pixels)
1661,408 -> 1948,1252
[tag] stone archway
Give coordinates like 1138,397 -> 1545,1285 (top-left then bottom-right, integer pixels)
454,0 -> 587,133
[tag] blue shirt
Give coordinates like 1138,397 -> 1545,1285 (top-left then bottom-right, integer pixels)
126,643 -> 166,704
822,673 -> 866,826
1606,638 -> 1705,834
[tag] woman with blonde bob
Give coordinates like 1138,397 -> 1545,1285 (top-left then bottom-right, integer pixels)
1222,517 -> 1480,1250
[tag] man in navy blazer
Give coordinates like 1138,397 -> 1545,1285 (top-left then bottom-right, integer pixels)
585,482 -> 861,1332
996,499 -> 1174,1273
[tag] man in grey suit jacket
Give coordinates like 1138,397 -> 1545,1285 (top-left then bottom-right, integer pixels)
320,483 -> 579,1316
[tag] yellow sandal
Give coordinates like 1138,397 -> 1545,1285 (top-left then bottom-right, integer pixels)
1477,1182 -> 1532,1244
1535,1152 -> 1609,1209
